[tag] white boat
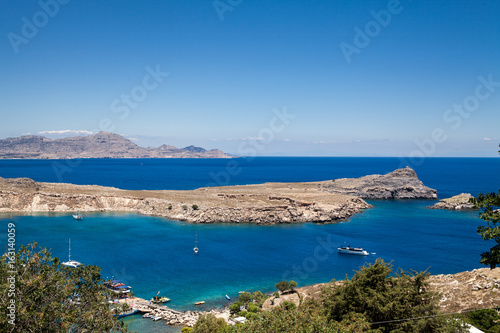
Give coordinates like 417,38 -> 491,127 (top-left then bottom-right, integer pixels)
62,239 -> 83,267
73,213 -> 83,220
338,245 -> 369,256
193,230 -> 199,254
151,316 -> 162,321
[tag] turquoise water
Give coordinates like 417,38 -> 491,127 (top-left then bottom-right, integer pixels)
0,157 -> 498,332
0,200 -> 488,311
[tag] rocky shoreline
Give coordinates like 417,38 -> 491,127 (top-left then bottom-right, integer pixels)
119,297 -> 229,327
429,193 -> 476,210
0,167 -> 436,224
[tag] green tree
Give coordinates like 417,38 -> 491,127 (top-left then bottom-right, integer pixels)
0,243 -> 128,332
289,280 -> 298,292
275,280 -> 289,293
466,309 -> 500,333
322,259 -> 466,332
471,190 -> 500,268
470,145 -> 500,268
238,292 -> 251,305
192,314 -> 229,333
229,302 -> 242,313
229,306 -> 370,333
251,291 -> 264,302
246,303 -> 259,313
281,301 -> 296,310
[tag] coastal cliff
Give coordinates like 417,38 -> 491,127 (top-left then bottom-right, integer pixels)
0,167 -> 436,224
319,166 -> 437,199
0,177 -> 370,224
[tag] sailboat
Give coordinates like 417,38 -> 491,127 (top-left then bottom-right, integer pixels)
193,230 -> 199,255
62,238 -> 82,268
72,213 -> 83,220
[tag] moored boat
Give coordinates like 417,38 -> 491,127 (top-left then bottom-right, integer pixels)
195,301 -> 205,305
62,238 -> 82,267
115,309 -> 139,318
73,213 -> 83,220
338,245 -> 369,256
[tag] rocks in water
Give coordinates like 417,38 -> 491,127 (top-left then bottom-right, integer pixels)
319,167 -> 437,199
429,193 -> 476,210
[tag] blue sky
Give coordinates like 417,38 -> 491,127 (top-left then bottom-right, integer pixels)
1,0 -> 499,156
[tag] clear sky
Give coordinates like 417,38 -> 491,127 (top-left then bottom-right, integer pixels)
1,0 -> 499,156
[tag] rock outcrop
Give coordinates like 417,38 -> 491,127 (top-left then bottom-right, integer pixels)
0,132 -> 231,159
429,193 -> 476,210
0,177 -> 371,224
429,268 -> 500,313
319,167 -> 437,199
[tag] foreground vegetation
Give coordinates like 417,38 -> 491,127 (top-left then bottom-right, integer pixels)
186,259 -> 469,333
0,243 -> 128,332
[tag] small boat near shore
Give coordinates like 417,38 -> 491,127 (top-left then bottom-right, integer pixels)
338,245 -> 369,256
72,213 -> 83,220
226,295 -> 230,300
195,301 -> 205,305
115,309 -> 139,318
151,296 -> 170,304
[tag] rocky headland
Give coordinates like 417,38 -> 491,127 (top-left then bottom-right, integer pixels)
429,193 -> 476,210
0,167 -> 436,224
0,132 -> 231,159
318,166 -> 438,199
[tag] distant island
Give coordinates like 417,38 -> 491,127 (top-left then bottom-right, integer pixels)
0,132 -> 232,159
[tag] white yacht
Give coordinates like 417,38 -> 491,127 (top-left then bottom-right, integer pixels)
62,238 -> 82,267
338,245 -> 369,256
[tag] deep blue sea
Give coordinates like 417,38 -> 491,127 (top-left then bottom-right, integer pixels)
0,157 -> 499,332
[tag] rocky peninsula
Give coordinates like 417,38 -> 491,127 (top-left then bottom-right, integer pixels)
429,193 -> 476,210
0,167 -> 437,224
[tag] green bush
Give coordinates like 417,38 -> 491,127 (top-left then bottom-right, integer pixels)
238,292 -> 251,304
252,290 -> 264,302
273,291 -> 280,298
229,302 -> 241,313
168,205 -> 172,210
282,301 -> 296,310
247,304 -> 259,313
245,312 -> 259,321
192,204 -> 199,210
466,309 -> 500,332
237,311 -> 248,317
191,314 -> 228,333
182,205 -> 188,210
181,327 -> 192,333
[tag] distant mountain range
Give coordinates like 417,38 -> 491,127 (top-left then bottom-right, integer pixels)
0,132 -> 232,159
